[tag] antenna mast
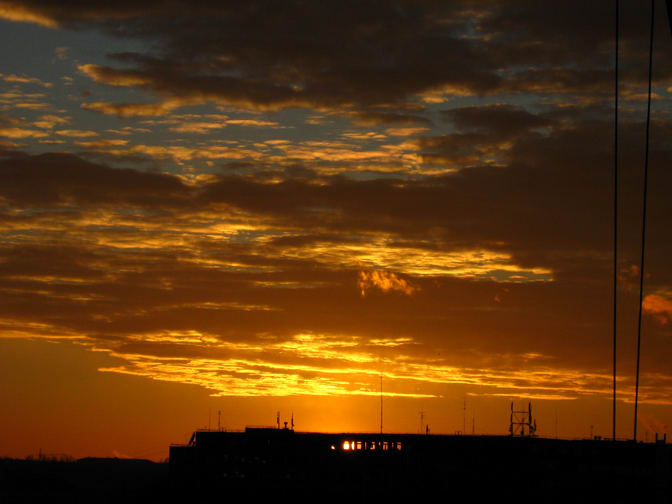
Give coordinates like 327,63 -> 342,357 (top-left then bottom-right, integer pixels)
380,373 -> 383,434
463,399 -> 466,434
509,401 -> 537,437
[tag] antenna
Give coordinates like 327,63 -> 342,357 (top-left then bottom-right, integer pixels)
218,410 -> 221,432
509,401 -> 537,437
509,402 -> 513,436
380,373 -> 383,434
463,399 -> 466,434
419,410 -> 424,434
291,411 -> 294,430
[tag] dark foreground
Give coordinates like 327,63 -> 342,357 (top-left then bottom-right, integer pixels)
171,429 -> 672,503
0,456 -> 168,502
1,432 -> 671,503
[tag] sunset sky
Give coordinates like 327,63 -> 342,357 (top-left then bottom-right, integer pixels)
1,0 -> 672,461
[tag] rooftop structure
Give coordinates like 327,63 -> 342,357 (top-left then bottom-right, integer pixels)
169,426 -> 671,499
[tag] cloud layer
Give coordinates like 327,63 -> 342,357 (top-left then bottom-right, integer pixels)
1,0 -> 672,415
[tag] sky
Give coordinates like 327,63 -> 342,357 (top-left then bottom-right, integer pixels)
1,0 -> 672,461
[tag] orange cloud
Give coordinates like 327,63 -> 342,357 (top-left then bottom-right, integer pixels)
643,294 -> 672,325
226,119 -> 281,127
0,127 -> 48,138
385,127 -> 429,137
55,129 -> 99,138
82,100 -> 183,117
1,73 -> 52,87
74,139 -> 129,149
0,3 -> 59,27
77,64 -> 149,87
358,270 -> 418,296
169,121 -> 226,134
34,114 -> 70,129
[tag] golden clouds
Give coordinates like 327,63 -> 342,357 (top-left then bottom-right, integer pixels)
358,270 -> 418,296
0,146 -> 669,408
278,239 -> 552,281
169,122 -> 227,134
226,119 -> 280,127
167,118 -> 282,134
77,64 -> 150,87
81,101 -> 182,118
385,127 -> 429,137
55,129 -> 99,138
0,2 -> 58,27
34,115 -> 70,129
8,323 -> 662,403
74,139 -> 129,149
0,127 -> 48,138
643,294 -> 672,325
1,73 -> 52,87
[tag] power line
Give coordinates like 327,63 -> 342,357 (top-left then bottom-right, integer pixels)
634,0 -> 655,443
612,0 -> 619,443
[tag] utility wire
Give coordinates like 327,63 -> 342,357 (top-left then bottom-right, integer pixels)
634,0 -> 655,443
612,0 -> 619,443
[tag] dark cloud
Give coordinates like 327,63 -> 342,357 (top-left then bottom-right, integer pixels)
7,0 -> 659,113
350,110 -> 433,127
0,152 -> 191,207
441,105 -> 552,136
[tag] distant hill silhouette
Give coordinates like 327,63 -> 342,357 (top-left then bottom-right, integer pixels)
0,457 -> 168,500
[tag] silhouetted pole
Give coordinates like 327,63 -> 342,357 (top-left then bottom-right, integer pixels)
634,0 -> 655,442
509,402 -> 513,436
612,0 -> 619,443
380,373 -> 383,434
